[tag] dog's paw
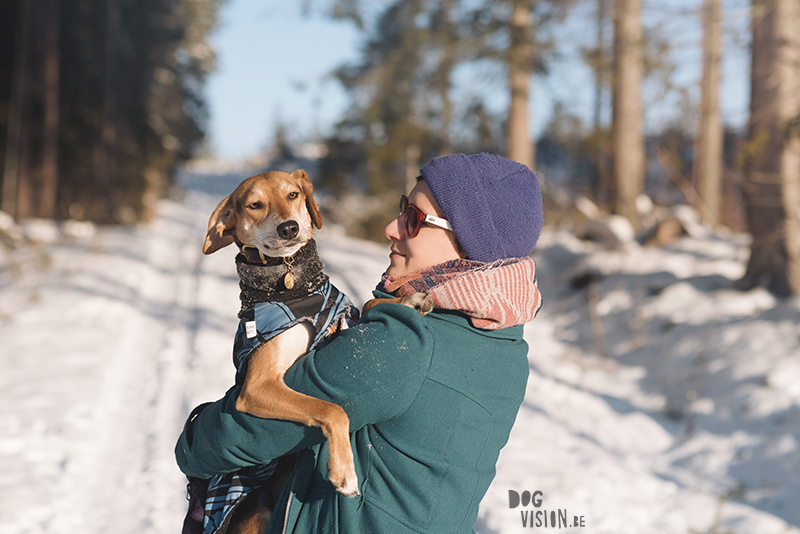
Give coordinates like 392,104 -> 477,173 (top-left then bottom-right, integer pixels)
334,474 -> 360,498
399,292 -> 434,316
328,461 -> 359,497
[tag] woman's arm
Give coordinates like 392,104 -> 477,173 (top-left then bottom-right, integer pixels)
175,303 -> 433,479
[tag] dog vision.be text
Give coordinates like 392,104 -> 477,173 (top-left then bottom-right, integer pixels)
508,490 -> 586,529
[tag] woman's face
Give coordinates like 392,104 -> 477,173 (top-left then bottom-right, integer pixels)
383,179 -> 463,277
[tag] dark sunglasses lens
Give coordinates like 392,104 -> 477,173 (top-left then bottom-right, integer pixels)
406,205 -> 421,237
399,195 -> 408,214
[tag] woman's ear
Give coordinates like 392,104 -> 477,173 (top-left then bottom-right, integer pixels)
294,169 -> 323,229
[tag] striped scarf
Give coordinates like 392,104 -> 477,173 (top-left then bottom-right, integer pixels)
377,256 -> 543,330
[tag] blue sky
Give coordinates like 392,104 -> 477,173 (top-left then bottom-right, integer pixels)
205,1 -> 360,160
205,0 -> 750,162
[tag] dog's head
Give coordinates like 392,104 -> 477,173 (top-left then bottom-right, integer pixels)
203,169 -> 322,257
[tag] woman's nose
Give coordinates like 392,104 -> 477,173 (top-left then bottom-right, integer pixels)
384,215 -> 403,241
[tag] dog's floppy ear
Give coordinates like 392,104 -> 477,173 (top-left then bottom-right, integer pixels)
203,195 -> 237,254
294,169 -> 323,229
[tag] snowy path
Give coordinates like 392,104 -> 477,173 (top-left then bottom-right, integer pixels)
0,172 -> 388,534
1,169 -> 799,534
0,187 -> 232,533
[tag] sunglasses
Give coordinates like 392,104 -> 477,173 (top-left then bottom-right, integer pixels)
399,194 -> 453,238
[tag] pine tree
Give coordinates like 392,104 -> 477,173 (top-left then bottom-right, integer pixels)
0,0 -> 225,223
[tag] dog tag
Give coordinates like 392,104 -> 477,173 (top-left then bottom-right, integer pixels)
245,321 -> 257,339
284,271 -> 295,290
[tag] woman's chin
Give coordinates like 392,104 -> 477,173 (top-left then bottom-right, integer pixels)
385,254 -> 407,278
384,265 -> 401,278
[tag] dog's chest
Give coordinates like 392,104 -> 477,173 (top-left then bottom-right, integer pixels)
232,280 -> 354,383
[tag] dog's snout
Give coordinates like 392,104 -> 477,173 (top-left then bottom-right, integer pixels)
277,220 -> 300,240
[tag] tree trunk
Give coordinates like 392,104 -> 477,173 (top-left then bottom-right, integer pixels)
40,0 -> 60,219
693,0 -> 723,226
506,0 -> 534,170
437,0 -> 456,155
591,0 -> 612,208
738,0 -> 800,296
611,0 -> 644,230
593,0 -> 609,130
2,0 -> 33,219
96,0 -> 121,222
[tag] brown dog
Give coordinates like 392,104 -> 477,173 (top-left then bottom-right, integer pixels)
198,169 -> 432,533
203,169 -> 359,498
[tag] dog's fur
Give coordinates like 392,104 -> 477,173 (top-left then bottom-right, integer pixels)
201,169 -> 431,533
204,169 -> 359,497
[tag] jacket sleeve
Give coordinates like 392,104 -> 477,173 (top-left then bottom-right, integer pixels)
175,303 -> 433,479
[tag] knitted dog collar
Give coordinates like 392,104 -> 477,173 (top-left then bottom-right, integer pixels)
239,245 -> 298,289
235,240 -> 328,316
239,245 -> 285,266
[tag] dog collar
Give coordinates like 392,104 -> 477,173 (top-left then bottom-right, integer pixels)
235,240 -> 327,315
239,245 -> 280,266
238,246 -> 297,289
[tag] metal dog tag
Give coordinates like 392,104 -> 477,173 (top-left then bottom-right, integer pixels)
284,271 -> 295,290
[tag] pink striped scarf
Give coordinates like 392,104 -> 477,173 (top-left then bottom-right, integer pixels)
377,257 -> 543,330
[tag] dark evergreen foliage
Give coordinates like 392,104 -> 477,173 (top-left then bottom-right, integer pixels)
0,0 -> 225,223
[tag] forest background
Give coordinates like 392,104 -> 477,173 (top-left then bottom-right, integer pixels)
0,0 -> 798,295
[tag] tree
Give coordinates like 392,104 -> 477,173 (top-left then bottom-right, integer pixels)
692,0 -> 723,226
611,0 -> 644,230
40,0 -> 60,219
432,0 -> 458,155
589,0 -> 610,130
466,0 -> 572,170
737,0 -> 800,296
581,0 -> 613,207
96,0 -> 122,222
328,1 -> 464,195
0,0 -> 225,223
506,0 -> 534,169
2,0 -> 32,219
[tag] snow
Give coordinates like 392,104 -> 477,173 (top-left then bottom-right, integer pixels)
1,168 -> 799,534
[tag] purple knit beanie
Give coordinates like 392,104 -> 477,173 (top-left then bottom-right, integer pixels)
420,153 -> 543,263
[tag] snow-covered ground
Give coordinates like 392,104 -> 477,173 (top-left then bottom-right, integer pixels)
1,168 -> 798,534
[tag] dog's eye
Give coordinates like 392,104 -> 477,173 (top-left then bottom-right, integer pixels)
247,201 -> 263,210
288,192 -> 299,200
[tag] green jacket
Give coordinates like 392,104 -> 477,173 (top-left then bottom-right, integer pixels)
176,292 -> 530,534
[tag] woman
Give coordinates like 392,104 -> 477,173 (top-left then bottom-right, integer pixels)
176,153 -> 544,533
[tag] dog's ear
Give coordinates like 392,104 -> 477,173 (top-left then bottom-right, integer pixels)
294,169 -> 323,229
203,195 -> 237,254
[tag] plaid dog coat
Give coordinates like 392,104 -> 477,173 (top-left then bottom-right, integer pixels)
196,241 -> 356,534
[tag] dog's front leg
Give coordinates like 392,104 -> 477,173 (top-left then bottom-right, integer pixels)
236,323 -> 359,497
236,322 -> 314,417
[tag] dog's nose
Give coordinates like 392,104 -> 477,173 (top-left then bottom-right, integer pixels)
277,220 -> 300,240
